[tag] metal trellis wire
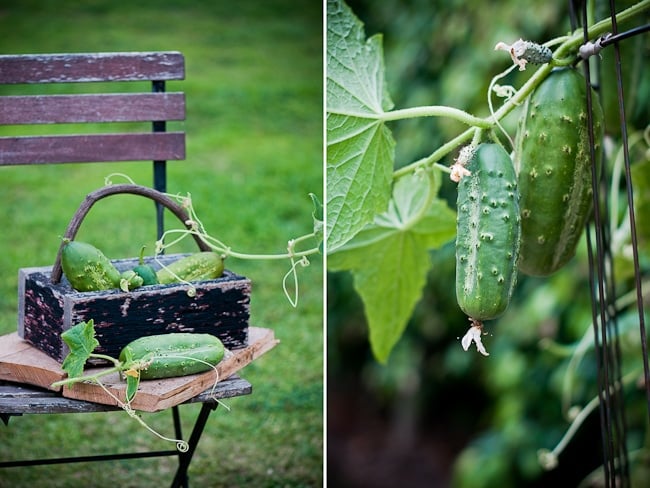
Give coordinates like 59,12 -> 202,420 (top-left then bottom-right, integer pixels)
570,0 -> 650,486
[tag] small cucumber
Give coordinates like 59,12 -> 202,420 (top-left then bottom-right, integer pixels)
61,240 -> 121,292
132,246 -> 158,286
514,68 -> 603,276
119,270 -> 144,292
132,264 -> 158,286
119,333 -> 225,380
156,252 -> 224,285
455,143 -> 521,321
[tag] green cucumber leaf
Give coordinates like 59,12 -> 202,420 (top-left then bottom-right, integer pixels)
120,346 -> 141,402
326,0 -> 395,253
125,372 -> 140,403
60,319 -> 99,381
329,171 -> 456,362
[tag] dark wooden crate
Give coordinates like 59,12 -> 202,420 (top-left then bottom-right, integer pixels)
17,254 -> 250,363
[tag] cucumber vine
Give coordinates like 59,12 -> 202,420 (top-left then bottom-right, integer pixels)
105,173 -> 322,307
327,0 -> 649,360
327,0 -> 650,479
51,320 -> 227,451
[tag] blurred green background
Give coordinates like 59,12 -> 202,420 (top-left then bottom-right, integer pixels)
0,0 -> 323,486
328,0 -> 650,487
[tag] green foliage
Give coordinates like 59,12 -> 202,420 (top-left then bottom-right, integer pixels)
0,0 -> 322,486
327,0 -> 461,362
326,0 -> 395,252
632,157 -> 650,259
327,0 -> 650,358
328,0 -> 650,486
60,320 -> 100,381
329,169 -> 456,361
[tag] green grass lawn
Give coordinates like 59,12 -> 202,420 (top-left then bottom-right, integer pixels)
0,1 -> 323,486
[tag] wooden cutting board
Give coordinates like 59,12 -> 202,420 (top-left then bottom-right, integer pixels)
0,327 -> 278,412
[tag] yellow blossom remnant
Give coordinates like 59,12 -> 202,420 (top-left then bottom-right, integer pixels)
124,368 -> 140,378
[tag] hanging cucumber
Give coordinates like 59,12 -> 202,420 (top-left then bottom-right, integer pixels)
61,239 -> 121,292
514,67 -> 604,276
455,143 -> 521,322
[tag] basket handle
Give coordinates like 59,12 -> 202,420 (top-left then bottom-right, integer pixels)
51,184 -> 212,284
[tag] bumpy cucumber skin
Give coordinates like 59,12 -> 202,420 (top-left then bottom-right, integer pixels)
61,240 -> 121,292
156,252 -> 224,284
119,333 -> 225,380
514,68 -> 604,276
456,143 -> 521,321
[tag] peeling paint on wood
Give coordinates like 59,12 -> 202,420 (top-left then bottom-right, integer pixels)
18,254 -> 251,363
0,93 -> 185,125
0,52 -> 185,84
0,132 -> 185,165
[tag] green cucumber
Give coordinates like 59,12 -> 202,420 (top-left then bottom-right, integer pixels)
61,240 -> 121,292
119,333 -> 225,380
119,270 -> 144,291
156,252 -> 224,285
514,67 -> 604,276
132,246 -> 158,286
132,265 -> 158,286
455,143 -> 521,321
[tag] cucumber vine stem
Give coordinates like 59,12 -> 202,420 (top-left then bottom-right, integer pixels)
538,370 -> 639,471
394,127 -> 477,178
104,173 -> 321,307
388,0 -> 650,181
51,364 -> 122,389
158,228 -> 319,261
93,379 -> 190,452
553,0 -> 650,62
378,105 -> 491,128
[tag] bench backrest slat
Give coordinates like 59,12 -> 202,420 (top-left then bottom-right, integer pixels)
0,51 -> 187,238
0,132 -> 185,165
0,93 -> 186,125
0,51 -> 186,168
0,52 -> 185,84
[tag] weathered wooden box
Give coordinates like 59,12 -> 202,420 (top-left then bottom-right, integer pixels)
17,253 -> 251,363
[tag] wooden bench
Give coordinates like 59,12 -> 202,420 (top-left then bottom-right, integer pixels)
0,51 -> 253,487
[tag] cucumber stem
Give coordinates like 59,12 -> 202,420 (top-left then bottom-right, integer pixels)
552,0 -> 650,61
158,228 -> 320,261
377,105 -> 491,128
394,127 -> 477,178
51,364 -> 123,389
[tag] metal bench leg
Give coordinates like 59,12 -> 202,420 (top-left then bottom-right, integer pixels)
172,406 -> 183,444
170,402 -> 218,488
1,413 -> 19,426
